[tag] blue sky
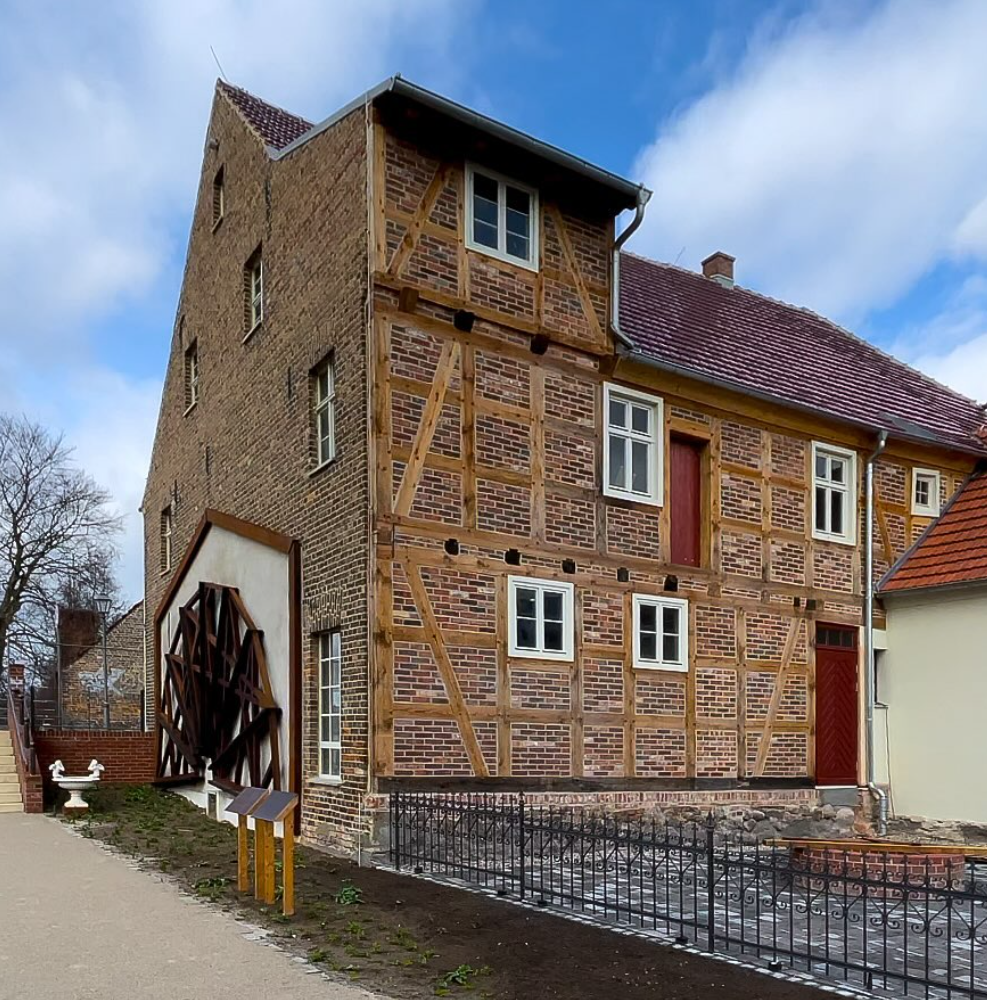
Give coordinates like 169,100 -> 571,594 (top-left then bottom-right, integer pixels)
3,0 -> 987,602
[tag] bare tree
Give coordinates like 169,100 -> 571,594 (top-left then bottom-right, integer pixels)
0,414 -> 122,683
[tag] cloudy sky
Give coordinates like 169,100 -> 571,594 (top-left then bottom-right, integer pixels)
3,0 -> 986,602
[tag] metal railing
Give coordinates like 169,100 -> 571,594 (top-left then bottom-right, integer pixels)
390,792 -> 987,998
9,688 -> 38,775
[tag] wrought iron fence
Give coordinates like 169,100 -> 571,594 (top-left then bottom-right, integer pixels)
390,791 -> 987,998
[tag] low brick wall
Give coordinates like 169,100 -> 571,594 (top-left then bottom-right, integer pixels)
790,845 -> 966,897
34,730 -> 156,796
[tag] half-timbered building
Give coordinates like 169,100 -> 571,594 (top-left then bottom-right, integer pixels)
143,78 -> 987,850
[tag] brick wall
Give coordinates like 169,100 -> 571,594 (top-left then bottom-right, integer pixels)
143,89 -> 372,852
34,731 -> 156,793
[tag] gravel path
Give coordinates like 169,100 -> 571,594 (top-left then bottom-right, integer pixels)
0,813 -> 383,1000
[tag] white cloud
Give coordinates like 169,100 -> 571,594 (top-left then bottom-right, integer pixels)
633,0 -> 987,321
0,0 -> 471,362
1,0 -> 474,600
897,277 -> 987,404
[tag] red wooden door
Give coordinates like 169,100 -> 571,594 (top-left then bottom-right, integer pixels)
670,438 -> 702,567
815,625 -> 859,785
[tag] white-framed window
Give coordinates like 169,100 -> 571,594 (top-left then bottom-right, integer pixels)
244,248 -> 263,335
632,594 -> 689,671
160,506 -> 173,573
318,631 -> 342,779
313,357 -> 335,467
466,164 -> 538,270
184,339 -> 199,412
507,576 -> 574,661
912,468 -> 941,517
812,442 -> 857,544
603,383 -> 663,505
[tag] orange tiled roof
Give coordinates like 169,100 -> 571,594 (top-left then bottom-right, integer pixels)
880,469 -> 987,593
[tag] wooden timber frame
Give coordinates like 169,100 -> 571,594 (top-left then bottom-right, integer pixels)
153,510 -> 303,830
366,106 -> 978,789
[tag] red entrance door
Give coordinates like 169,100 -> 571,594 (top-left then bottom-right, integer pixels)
815,625 -> 859,785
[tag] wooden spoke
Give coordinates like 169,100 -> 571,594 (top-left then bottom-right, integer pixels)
156,582 -> 282,792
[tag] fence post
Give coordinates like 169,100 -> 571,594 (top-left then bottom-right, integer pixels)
518,791 -> 526,900
392,791 -> 401,871
706,811 -> 716,953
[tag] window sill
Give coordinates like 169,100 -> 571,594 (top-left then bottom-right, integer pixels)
603,489 -> 662,509
811,531 -> 856,548
308,456 -> 337,478
507,650 -> 574,664
183,401 -> 198,417
309,776 -> 343,787
466,242 -> 539,274
242,322 -> 262,344
633,662 -> 688,673
911,507 -> 939,518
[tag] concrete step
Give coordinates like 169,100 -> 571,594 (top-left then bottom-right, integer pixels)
0,773 -> 19,785
0,802 -> 24,814
0,789 -> 22,804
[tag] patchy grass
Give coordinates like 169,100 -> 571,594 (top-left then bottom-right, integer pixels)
67,784 -> 830,1000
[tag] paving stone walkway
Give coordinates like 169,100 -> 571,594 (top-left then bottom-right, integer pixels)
0,813 -> 381,1000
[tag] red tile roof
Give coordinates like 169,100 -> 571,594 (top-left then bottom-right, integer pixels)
619,254 -> 987,455
217,81 -> 312,150
880,469 -> 987,593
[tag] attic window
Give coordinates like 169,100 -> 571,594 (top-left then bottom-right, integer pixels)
912,468 -> 941,517
212,166 -> 225,228
466,165 -> 538,270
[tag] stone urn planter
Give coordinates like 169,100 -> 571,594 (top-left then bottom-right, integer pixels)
49,759 -> 105,816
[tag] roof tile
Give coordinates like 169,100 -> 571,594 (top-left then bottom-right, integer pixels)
217,81 -> 312,150
619,254 -> 987,455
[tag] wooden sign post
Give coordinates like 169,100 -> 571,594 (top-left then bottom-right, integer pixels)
224,787 -> 270,894
251,790 -> 300,915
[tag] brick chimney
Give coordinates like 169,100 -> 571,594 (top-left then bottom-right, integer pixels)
702,251 -> 735,288
57,605 -> 101,671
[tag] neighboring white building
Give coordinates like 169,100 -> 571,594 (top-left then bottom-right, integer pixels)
877,467 -> 987,823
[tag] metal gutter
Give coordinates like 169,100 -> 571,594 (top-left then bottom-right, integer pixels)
274,76 -> 649,208
616,348 -> 987,459
611,191 -> 652,347
865,430 -> 889,835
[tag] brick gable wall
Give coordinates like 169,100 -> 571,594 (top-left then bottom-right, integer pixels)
143,91 -> 371,851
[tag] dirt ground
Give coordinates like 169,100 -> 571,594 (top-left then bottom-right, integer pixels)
71,785 -> 831,999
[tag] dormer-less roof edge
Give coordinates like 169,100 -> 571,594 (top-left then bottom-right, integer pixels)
273,76 -> 648,207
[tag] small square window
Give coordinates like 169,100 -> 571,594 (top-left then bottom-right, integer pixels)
811,442 -> 857,544
184,340 -> 199,412
507,576 -> 574,661
633,594 -> 689,671
466,165 -> 538,270
312,357 -> 335,468
911,468 -> 941,517
244,247 -> 263,336
212,166 -> 225,228
603,384 -> 664,505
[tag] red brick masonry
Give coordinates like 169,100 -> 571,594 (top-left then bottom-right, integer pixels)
34,730 -> 156,797
790,846 -> 966,897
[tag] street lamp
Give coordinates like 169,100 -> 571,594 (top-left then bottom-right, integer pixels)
94,595 -> 112,730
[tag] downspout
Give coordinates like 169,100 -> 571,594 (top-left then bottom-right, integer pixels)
865,429 -> 889,835
611,188 -> 652,346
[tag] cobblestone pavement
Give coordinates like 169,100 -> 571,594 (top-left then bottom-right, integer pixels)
396,820 -> 987,999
